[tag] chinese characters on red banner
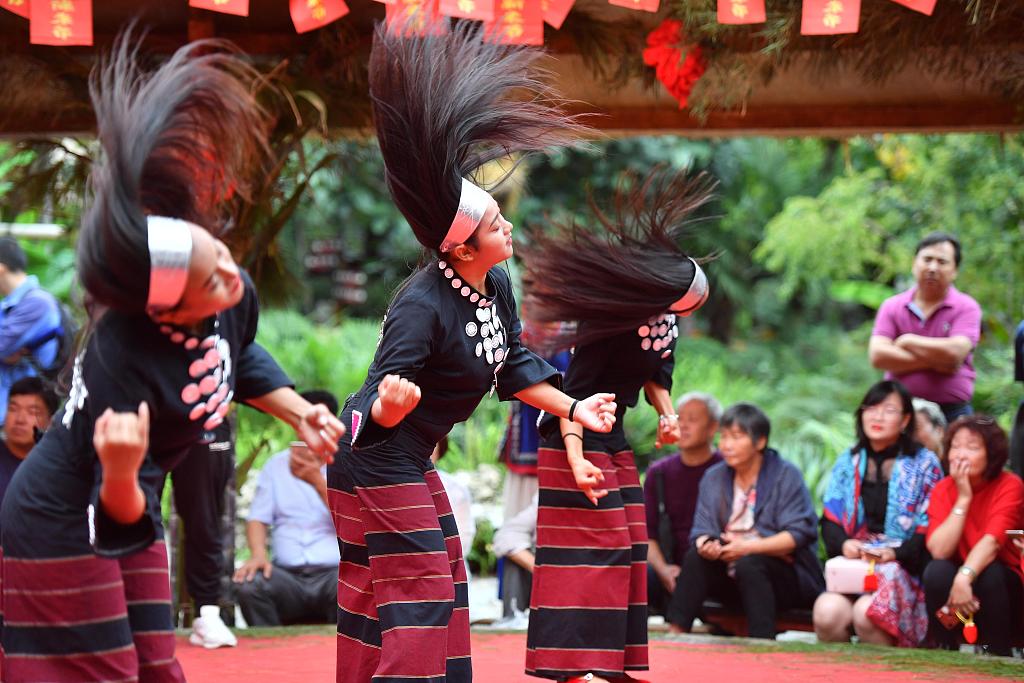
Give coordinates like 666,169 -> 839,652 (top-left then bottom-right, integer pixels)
716,0 -> 765,24
290,0 -> 349,33
1,0 -> 29,18
484,0 -> 543,45
440,0 -> 496,22
800,0 -> 860,35
29,0 -> 92,46
188,0 -> 250,17
385,0 -> 444,35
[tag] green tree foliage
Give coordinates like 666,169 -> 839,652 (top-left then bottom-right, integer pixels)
756,134 -> 1024,340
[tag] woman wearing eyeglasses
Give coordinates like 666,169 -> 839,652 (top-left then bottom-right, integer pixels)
815,380 -> 943,647
923,414 -> 1024,655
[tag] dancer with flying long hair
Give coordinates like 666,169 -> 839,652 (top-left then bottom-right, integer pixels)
326,19 -> 617,683
0,34 -> 344,681
521,170 -> 714,682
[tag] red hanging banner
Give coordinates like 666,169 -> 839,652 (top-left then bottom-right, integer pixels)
484,0 -> 543,45
800,0 -> 860,35
541,0 -> 573,29
1,0 -> 29,19
291,0 -> 349,33
29,0 -> 91,46
717,0 -> 765,24
439,0 -> 496,21
889,0 -> 936,15
607,0 -> 659,13
385,0 -> 444,35
189,0 -> 250,17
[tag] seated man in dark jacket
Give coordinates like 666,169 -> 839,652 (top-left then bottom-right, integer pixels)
668,402 -> 825,638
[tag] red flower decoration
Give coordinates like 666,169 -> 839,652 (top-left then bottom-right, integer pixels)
642,19 -> 706,109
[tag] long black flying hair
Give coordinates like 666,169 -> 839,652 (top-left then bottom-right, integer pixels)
520,168 -> 716,350
368,18 -> 591,253
78,30 -> 267,317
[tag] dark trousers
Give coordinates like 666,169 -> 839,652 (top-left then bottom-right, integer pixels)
161,421 -> 235,607
501,559 -> 533,618
647,564 -> 672,618
923,558 -> 1023,656
668,547 -> 801,639
939,401 -> 973,424
234,563 -> 338,626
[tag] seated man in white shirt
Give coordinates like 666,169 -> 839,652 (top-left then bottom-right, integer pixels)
233,389 -> 340,627
493,494 -> 537,620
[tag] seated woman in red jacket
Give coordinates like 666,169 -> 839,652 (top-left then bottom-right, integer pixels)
924,415 -> 1024,655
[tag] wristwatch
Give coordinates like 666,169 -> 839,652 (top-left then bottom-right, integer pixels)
951,507 -> 966,517
958,565 -> 977,581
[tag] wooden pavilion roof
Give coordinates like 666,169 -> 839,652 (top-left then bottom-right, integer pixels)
1,0 -> 1021,137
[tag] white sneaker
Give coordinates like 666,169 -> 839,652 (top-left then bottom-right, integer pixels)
189,605 -> 238,649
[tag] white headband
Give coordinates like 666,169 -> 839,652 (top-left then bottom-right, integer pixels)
671,259 -> 709,315
439,179 -> 491,253
146,215 -> 194,313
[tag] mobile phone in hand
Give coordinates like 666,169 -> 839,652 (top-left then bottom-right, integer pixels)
1005,530 -> 1024,537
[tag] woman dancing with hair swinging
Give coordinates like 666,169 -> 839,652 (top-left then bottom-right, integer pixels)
325,20 -> 617,683
0,36 -> 344,682
520,171 -> 714,683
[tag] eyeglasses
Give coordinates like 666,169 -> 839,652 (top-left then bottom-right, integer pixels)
861,405 -> 903,418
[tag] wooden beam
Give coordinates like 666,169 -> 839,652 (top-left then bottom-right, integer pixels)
4,100 -> 1020,138
571,102 -> 1024,137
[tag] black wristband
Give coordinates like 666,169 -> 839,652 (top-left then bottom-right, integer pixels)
568,399 -> 579,423
564,433 -> 584,443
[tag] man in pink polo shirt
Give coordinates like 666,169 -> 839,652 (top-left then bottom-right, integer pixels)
869,232 -> 981,423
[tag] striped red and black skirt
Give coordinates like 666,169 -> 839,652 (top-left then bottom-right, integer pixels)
525,445 -> 649,680
328,426 -> 471,683
1,540 -> 183,682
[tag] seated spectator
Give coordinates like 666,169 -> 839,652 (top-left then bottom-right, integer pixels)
670,403 -> 824,638
430,437 -> 476,561
492,495 -> 537,620
814,380 -> 943,647
0,376 -> 57,505
234,390 -> 340,627
924,415 -> 1024,656
913,398 -> 947,466
644,391 -> 722,618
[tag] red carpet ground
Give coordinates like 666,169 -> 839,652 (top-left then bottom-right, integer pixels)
176,632 -> 1019,682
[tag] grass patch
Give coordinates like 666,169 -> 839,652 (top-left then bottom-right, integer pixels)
742,640 -> 1024,680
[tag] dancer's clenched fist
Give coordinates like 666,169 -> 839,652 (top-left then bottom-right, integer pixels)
372,374 -> 422,428
94,402 -> 150,524
573,393 -> 617,433
94,401 -> 150,479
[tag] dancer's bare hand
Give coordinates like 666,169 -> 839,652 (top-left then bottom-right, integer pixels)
570,456 -> 607,506
573,393 -> 617,433
296,403 -> 345,464
655,415 -> 679,448
94,402 -> 149,479
372,375 -> 422,428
